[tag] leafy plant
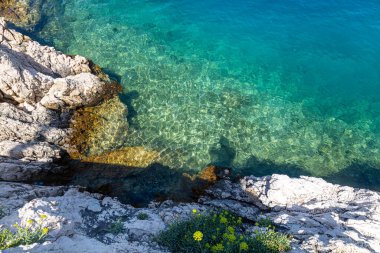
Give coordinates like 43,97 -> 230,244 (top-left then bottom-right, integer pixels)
156,209 -> 291,253
255,217 -> 274,228
106,218 -> 125,235
137,212 -> 150,220
0,214 -> 50,250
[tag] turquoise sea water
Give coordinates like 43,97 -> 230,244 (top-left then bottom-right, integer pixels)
31,0 -> 380,188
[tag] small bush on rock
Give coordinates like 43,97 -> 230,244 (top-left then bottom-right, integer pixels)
106,218 -> 125,235
0,214 -> 49,250
156,209 -> 291,253
137,212 -> 150,220
255,217 -> 274,228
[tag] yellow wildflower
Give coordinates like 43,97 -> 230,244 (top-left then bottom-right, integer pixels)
27,219 -> 34,226
192,209 -> 197,214
42,227 -> 49,234
240,242 -> 249,251
193,231 -> 203,241
40,214 -> 48,219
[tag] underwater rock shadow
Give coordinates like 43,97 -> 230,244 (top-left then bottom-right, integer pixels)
325,162 -> 380,192
209,136 -> 236,167
94,67 -> 140,126
207,136 -> 380,191
119,90 -> 139,127
238,156 -> 380,192
207,136 -> 310,178
102,68 -> 123,83
46,157 -> 223,207
238,156 -> 311,178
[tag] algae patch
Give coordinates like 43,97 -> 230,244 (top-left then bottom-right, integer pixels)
0,0 -> 43,29
69,94 -> 161,168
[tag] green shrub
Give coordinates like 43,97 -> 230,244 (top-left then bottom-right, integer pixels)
137,212 -> 150,220
255,217 -> 274,228
250,228 -> 291,252
0,215 -> 50,250
156,209 -> 291,253
106,218 -> 125,235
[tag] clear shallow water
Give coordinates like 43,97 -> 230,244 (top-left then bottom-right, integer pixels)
32,0 -> 380,186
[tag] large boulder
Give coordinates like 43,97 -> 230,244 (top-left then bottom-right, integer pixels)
0,18 -> 108,106
0,18 -> 117,181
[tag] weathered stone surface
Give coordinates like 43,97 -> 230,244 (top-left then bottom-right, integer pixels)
40,73 -> 110,110
0,182 -> 189,253
0,157 -> 65,181
0,141 -> 61,162
0,18 -> 107,106
1,175 -> 379,252
204,174 -> 380,253
0,18 -> 115,181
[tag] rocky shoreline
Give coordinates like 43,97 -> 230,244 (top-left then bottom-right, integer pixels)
0,17 -> 120,182
0,17 -> 379,253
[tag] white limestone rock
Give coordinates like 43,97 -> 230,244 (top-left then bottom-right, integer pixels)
40,73 -> 110,110
0,182 -> 172,253
205,174 -> 380,253
0,17 -> 107,107
1,175 -> 379,253
0,17 -> 113,181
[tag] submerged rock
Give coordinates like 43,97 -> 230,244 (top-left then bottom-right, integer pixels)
68,96 -> 129,159
80,147 -> 160,168
0,0 -> 43,30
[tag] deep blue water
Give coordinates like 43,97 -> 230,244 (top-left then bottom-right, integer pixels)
31,0 -> 380,188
